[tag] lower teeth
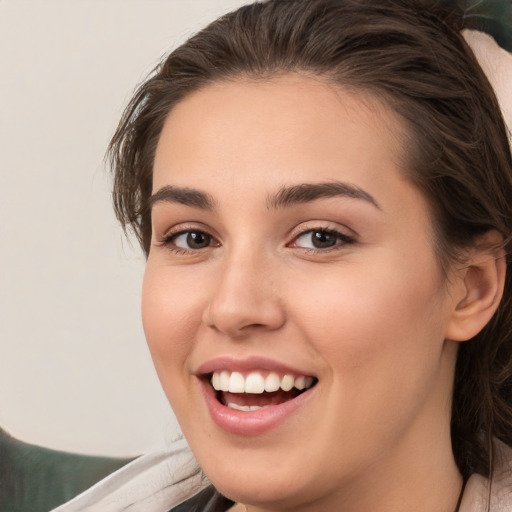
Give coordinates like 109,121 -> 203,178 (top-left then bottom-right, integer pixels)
219,386 -> 310,411
226,403 -> 269,412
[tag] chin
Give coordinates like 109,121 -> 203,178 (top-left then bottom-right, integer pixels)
205,466 -> 316,510
188,433 -> 331,509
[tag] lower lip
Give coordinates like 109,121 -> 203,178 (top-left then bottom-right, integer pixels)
199,379 -> 315,436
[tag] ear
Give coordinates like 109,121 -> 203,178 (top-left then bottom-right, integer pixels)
445,231 -> 506,342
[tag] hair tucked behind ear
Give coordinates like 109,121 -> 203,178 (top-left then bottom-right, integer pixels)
108,0 -> 512,481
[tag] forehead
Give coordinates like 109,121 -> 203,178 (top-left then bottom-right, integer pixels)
152,74 -> 414,214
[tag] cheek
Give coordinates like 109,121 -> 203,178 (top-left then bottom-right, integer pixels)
283,254 -> 451,471
141,263 -> 205,399
289,249 -> 448,402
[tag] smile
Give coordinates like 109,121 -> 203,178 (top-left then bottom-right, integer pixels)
197,361 -> 318,435
213,370 -> 314,394
211,371 -> 315,411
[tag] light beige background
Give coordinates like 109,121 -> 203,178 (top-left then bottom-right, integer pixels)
0,0 -> 250,457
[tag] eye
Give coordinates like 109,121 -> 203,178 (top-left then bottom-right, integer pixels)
291,228 -> 354,250
161,229 -> 219,252
174,231 -> 212,249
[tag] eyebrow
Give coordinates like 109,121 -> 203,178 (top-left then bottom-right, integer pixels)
149,185 -> 216,210
267,181 -> 381,210
149,181 -> 380,212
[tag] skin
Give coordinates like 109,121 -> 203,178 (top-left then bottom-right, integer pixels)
143,74 -> 468,512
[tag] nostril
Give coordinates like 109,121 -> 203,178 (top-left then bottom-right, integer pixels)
203,302 -> 285,337
245,323 -> 267,329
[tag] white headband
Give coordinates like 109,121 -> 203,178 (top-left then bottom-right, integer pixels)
463,29 -> 512,152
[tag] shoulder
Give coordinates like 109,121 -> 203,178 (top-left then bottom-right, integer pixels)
51,438 -> 210,512
459,439 -> 512,512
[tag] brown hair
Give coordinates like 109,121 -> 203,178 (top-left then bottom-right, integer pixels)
108,0 -> 512,481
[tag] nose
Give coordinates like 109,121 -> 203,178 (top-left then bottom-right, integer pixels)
202,251 -> 286,338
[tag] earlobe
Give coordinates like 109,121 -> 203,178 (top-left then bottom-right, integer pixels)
445,231 -> 506,342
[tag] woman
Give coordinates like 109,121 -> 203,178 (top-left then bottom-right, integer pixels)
54,0 -> 512,511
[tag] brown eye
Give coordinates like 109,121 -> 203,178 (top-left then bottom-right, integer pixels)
310,231 -> 338,249
186,231 -> 211,249
171,230 -> 215,250
292,229 -> 354,250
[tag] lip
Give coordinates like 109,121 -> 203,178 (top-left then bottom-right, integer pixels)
196,357 -> 317,436
199,380 -> 315,436
196,356 -> 315,377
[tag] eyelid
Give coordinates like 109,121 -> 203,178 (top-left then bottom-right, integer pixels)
157,221 -> 214,241
288,221 -> 356,240
156,222 -> 220,252
287,223 -> 356,251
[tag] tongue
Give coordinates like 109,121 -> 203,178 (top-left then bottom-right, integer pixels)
221,389 -> 300,407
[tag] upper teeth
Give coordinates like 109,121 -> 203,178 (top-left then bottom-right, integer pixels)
211,371 -> 314,394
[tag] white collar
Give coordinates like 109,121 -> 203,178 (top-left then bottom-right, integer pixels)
464,29 -> 512,151
50,438 -> 210,512
460,439 -> 512,512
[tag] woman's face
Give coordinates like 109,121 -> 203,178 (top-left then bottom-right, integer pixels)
143,75 -> 461,509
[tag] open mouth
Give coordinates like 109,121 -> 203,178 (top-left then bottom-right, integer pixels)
206,371 -> 318,412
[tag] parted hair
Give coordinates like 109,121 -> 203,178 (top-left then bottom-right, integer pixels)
108,0 -> 512,481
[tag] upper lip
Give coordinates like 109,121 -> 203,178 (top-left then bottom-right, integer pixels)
196,356 -> 316,378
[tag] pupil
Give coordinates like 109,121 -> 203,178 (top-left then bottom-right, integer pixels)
312,231 -> 336,249
187,231 -> 210,249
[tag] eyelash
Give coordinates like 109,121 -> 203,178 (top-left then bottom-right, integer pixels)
289,226 -> 355,253
157,225 -> 355,255
158,226 -> 219,255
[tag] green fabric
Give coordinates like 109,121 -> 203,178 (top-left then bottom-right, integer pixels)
463,0 -> 512,50
0,427 -> 135,512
